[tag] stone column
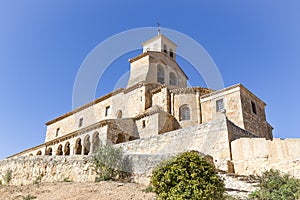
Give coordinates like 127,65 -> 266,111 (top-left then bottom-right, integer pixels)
196,90 -> 202,124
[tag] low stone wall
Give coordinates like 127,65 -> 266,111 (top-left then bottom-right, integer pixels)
117,116 -> 231,171
231,138 -> 300,178
0,154 -> 172,186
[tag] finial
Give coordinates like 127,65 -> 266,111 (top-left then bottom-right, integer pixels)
157,22 -> 161,35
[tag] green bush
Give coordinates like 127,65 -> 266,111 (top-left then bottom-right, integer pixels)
249,169 -> 300,200
151,151 -> 226,200
22,194 -> 37,200
92,141 -> 131,181
3,169 -> 12,184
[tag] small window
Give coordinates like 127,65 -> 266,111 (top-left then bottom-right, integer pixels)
105,106 -> 110,117
142,120 -> 146,128
79,118 -> 83,127
157,65 -> 165,84
163,44 -> 167,54
55,128 -> 60,137
169,72 -> 177,86
251,101 -> 257,115
169,49 -> 174,58
216,99 -> 224,112
179,105 -> 190,121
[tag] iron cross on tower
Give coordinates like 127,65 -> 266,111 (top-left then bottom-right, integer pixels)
157,22 -> 161,35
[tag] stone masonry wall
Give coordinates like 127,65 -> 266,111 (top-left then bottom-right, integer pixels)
117,116 -> 231,171
231,138 -> 300,178
0,154 -> 171,186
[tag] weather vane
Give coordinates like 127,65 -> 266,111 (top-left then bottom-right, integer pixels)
157,22 -> 161,35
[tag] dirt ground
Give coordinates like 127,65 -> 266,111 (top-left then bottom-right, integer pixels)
0,182 -> 156,200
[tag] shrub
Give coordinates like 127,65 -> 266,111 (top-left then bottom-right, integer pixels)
3,169 -> 12,184
151,151 -> 226,200
249,169 -> 300,200
92,141 -> 130,181
33,175 -> 41,185
22,194 -> 37,200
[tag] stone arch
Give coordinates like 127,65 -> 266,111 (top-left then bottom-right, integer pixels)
56,144 -> 63,155
169,72 -> 177,86
92,131 -> 100,153
163,44 -> 167,53
169,48 -> 174,58
157,64 -> 165,84
116,133 -> 125,144
83,135 -> 91,155
75,138 -> 82,155
45,147 -> 52,156
116,110 -> 122,118
179,104 -> 191,121
128,136 -> 135,141
29,153 -> 33,156
36,150 -> 42,156
64,142 -> 70,155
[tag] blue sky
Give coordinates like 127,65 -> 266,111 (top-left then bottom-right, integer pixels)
0,1 -> 299,159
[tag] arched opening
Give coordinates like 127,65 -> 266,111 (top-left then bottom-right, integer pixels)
163,44 -> 167,53
64,142 -> 70,155
83,135 -> 91,155
29,153 -> 33,156
45,147 -> 52,156
129,136 -> 135,141
116,110 -> 122,118
157,65 -> 165,84
36,151 -> 42,156
169,49 -> 174,58
116,133 -> 125,144
169,72 -> 177,86
56,144 -> 63,155
92,132 -> 100,153
75,138 -> 82,155
179,105 -> 191,121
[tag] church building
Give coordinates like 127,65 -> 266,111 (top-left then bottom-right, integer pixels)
10,33 -> 273,158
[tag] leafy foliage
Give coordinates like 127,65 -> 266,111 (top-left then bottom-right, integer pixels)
249,169 -> 300,200
151,151 -> 226,200
2,169 -> 12,184
22,194 -> 37,200
92,141 -> 131,181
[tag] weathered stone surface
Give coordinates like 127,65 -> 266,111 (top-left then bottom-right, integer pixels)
231,138 -> 300,178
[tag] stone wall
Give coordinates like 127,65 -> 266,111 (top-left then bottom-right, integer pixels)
0,154 -> 171,186
231,138 -> 300,178
117,116 -> 231,171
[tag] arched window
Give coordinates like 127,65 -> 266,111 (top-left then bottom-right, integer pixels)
169,72 -> 177,86
169,49 -> 174,58
179,105 -> 191,121
64,142 -> 70,155
75,138 -> 82,155
163,44 -> 167,53
36,151 -> 42,156
45,147 -> 52,156
116,133 -> 125,144
157,65 -> 165,84
116,110 -> 122,118
92,132 -> 100,153
83,135 -> 91,155
56,144 -> 63,155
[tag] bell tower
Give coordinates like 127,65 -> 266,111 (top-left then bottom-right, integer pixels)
126,34 -> 188,88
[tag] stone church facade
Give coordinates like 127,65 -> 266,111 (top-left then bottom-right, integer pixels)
5,34 -> 299,182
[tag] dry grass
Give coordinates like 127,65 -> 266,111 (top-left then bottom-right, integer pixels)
0,181 -> 156,200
